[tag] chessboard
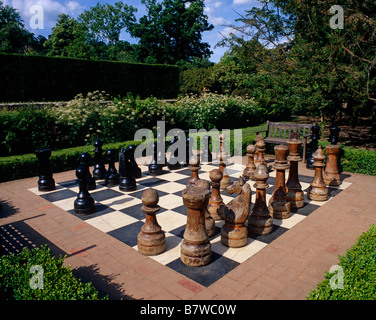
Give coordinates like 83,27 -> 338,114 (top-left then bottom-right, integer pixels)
28,160 -> 351,287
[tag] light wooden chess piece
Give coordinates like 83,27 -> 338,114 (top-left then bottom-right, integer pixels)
207,169 -> 225,220
243,144 -> 256,181
196,180 -> 215,237
181,186 -> 212,267
219,177 -> 251,248
137,188 -> 166,256
323,144 -> 341,186
308,146 -> 328,201
268,145 -> 291,219
219,134 -> 231,190
248,164 -> 273,236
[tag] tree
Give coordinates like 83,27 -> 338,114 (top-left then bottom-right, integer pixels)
0,1 -> 36,53
218,0 -> 376,121
78,2 -> 136,46
44,14 -> 95,59
130,0 -> 214,64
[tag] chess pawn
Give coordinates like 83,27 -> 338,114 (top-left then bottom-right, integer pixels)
93,138 -> 106,180
187,155 -> 200,187
207,169 -> 225,220
35,148 -> 55,191
220,177 -> 251,248
74,164 -> 96,215
248,164 -> 273,236
308,146 -> 328,201
149,142 -> 164,176
268,145 -> 291,219
181,186 -> 212,267
200,135 -> 212,163
127,144 -> 142,179
79,152 -> 96,191
323,144 -> 341,186
119,148 -> 137,192
286,138 -> 304,209
255,137 -> 267,167
196,180 -> 215,237
243,144 -> 256,180
219,134 -> 231,190
137,188 -> 166,256
104,149 -> 120,187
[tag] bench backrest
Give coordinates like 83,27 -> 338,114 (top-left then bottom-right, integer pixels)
266,121 -> 312,140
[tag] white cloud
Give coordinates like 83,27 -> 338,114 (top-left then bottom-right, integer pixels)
233,0 -> 252,4
3,0 -> 85,31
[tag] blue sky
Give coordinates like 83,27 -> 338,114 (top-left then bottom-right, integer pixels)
3,0 -> 262,63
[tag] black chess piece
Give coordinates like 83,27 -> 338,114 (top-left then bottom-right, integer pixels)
35,148 -> 55,192
201,135 -> 212,163
184,135 -> 193,167
79,152 -> 96,190
127,144 -> 142,178
329,120 -> 340,145
93,138 -> 106,180
167,135 -> 181,170
119,148 -> 137,192
74,164 -> 96,215
104,149 -> 120,187
149,142 -> 164,176
306,123 -> 320,169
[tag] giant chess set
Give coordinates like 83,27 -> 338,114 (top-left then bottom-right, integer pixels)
29,130 -> 350,287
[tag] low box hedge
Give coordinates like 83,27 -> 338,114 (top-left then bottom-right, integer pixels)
0,245 -> 107,300
307,224 -> 376,300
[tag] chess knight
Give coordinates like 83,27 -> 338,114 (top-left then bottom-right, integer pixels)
220,177 -> 252,248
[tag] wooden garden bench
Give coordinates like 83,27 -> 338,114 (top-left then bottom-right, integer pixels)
256,121 -> 313,163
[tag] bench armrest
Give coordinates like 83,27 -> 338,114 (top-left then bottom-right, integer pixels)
255,129 -> 268,135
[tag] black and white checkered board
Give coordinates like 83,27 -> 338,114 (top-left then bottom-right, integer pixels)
28,160 -> 351,287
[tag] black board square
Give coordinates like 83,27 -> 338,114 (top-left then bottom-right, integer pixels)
139,178 -> 169,188
168,225 -> 186,239
166,252 -> 240,287
90,189 -> 124,202
107,221 -> 144,247
291,202 -> 320,216
40,189 -> 76,202
249,225 -> 288,244
127,189 -> 168,200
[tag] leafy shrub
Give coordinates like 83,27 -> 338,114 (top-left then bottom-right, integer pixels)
307,224 -> 376,300
180,67 -> 216,95
0,245 -> 106,300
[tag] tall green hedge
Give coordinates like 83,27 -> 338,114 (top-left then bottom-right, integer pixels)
0,54 -> 179,102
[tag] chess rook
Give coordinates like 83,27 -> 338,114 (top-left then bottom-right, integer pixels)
119,148 -> 137,192
181,186 -> 212,267
93,138 -> 106,180
286,137 -> 304,209
268,145 -> 291,219
207,169 -> 225,220
323,144 -> 341,186
248,164 -> 273,236
137,188 -> 166,256
196,180 -> 215,237
243,144 -> 256,180
220,177 -> 251,248
104,149 -> 120,187
308,146 -> 328,201
74,164 -> 95,215
35,148 -> 55,192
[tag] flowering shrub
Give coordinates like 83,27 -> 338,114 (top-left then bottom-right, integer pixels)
0,91 -> 263,156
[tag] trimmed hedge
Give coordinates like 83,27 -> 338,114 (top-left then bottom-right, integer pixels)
0,245 -> 106,300
307,224 -> 376,300
0,54 -> 179,102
